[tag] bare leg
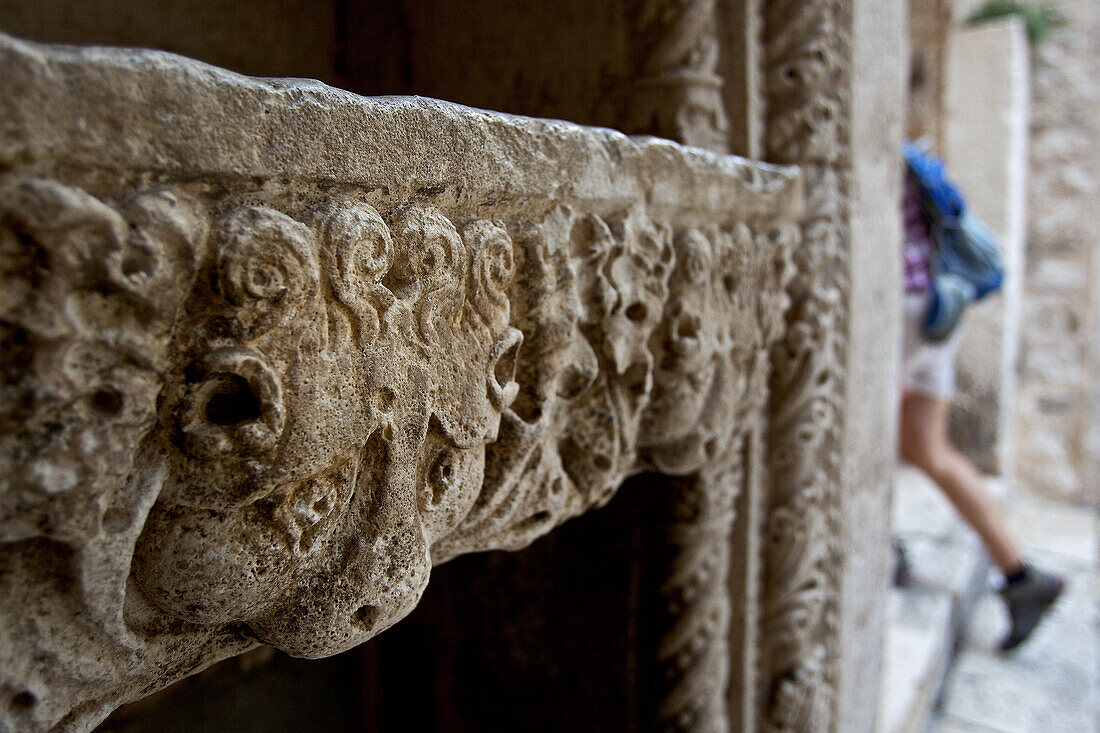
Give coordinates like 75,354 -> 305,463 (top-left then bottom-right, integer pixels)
898,391 -> 1022,574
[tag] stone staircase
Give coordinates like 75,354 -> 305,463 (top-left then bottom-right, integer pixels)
930,486 -> 1100,732
878,465 -> 994,733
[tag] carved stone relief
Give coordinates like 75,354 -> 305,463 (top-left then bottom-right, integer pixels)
623,0 -> 731,153
761,0 -> 852,731
0,32 -> 803,732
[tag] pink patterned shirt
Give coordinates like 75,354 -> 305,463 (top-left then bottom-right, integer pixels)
902,177 -> 935,294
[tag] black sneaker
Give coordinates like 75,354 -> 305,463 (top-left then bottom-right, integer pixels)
999,565 -> 1065,651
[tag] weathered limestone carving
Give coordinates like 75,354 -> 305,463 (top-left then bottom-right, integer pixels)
129,198 -> 530,658
657,468 -> 738,733
624,0 -> 731,152
760,0 -> 852,731
0,34 -> 802,731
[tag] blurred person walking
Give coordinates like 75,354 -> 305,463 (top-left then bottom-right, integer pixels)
897,148 -> 1064,651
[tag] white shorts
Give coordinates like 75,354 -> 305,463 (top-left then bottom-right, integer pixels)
901,293 -> 959,400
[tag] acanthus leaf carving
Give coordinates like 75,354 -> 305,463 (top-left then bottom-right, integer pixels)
760,0 -> 852,730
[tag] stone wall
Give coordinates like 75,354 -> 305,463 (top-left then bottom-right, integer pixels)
905,1 -> 1029,478
840,0 -> 904,729
907,0 -> 952,147
942,19 -> 1029,477
908,0 -> 1100,500
1014,0 -> 1100,504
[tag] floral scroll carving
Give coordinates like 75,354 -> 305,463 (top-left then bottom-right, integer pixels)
761,0 -> 851,731
0,164 -> 798,729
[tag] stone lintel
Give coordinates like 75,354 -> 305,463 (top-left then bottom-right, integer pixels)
0,34 -> 799,228
0,32 -> 803,732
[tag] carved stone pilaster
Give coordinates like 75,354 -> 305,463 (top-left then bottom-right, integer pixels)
652,220 -> 796,733
0,33 -> 802,732
658,470 -> 737,733
716,0 -> 766,158
760,0 -> 852,732
623,0 -> 731,153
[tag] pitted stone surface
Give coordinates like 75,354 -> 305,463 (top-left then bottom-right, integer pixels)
0,33 -> 802,732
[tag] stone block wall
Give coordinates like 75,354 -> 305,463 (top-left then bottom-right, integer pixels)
922,0 -> 1100,505
1012,0 -> 1100,505
905,0 -> 1029,479
942,19 -> 1029,477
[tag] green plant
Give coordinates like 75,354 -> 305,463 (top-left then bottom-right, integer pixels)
965,0 -> 1067,44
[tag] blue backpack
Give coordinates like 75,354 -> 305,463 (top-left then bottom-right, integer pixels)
903,142 -> 1004,341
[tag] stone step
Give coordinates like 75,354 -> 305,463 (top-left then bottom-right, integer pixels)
930,489 -> 1100,732
878,465 -> 993,733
